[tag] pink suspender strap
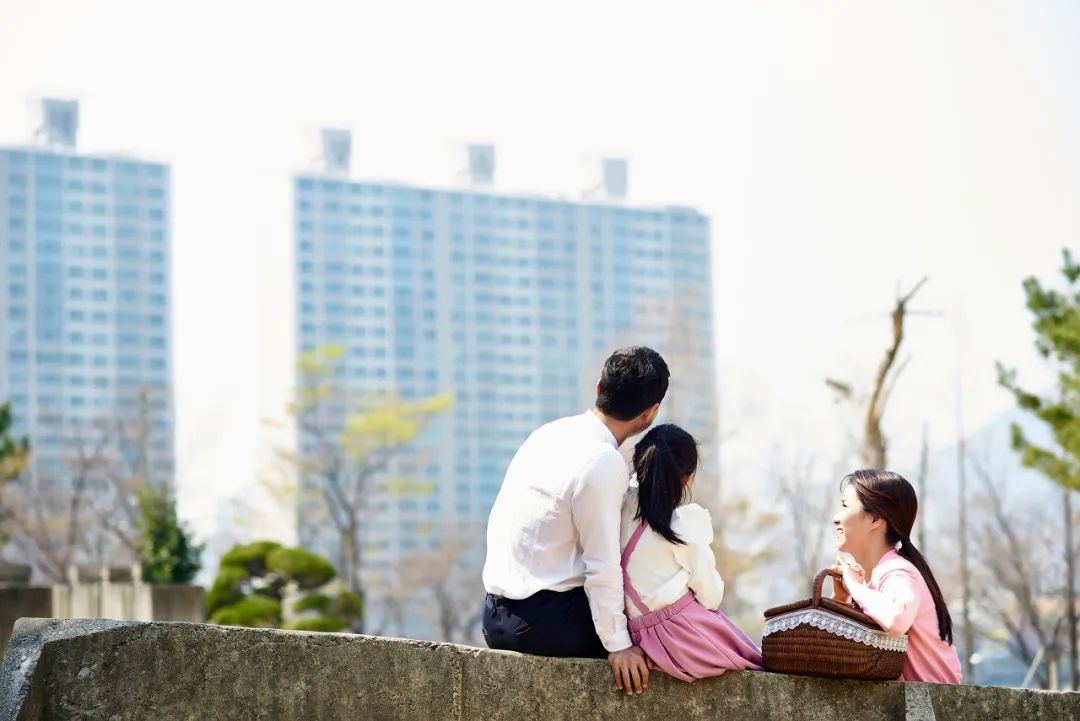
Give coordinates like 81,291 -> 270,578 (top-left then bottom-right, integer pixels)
620,520 -> 652,616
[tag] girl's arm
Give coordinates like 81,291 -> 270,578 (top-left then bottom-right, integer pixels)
671,504 -> 726,610
844,567 -> 920,636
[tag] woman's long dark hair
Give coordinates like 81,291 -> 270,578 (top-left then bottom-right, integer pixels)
843,469 -> 954,644
633,424 -> 699,545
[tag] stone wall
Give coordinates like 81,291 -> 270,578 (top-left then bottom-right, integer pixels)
0,584 -> 204,655
2,618 -> 1078,721
149,585 -> 206,624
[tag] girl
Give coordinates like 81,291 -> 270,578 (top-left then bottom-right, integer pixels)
831,469 -> 962,684
620,424 -> 762,681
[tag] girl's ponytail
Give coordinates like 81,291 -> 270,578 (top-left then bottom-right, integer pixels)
633,424 -> 699,545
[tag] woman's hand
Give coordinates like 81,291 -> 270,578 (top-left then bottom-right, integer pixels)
839,559 -> 866,591
828,564 -> 851,604
829,557 -> 865,604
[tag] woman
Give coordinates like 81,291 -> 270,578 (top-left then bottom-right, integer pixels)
831,468 -> 962,684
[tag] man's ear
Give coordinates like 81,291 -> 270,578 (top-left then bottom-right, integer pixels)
595,379 -> 601,398
642,404 -> 660,426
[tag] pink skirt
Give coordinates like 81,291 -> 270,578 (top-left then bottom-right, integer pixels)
628,592 -> 763,682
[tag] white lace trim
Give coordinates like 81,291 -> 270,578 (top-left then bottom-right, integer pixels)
762,608 -> 908,652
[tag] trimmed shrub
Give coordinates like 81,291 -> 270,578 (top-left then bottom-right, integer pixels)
266,547 -> 336,589
293,593 -> 332,614
206,564 -> 247,615
220,541 -> 283,575
210,594 -> 282,628
283,615 -> 350,633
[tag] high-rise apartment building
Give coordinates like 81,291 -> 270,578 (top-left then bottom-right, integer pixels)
0,100 -> 173,499
294,134 -> 715,634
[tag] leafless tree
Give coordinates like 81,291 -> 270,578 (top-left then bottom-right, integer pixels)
773,453 -> 841,584
6,419 -> 124,581
3,392 -> 164,582
369,528 -> 483,644
826,277 -> 930,469
916,423 -> 930,552
970,458 -> 1069,689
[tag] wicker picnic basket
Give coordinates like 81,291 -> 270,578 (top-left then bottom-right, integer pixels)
761,568 -> 907,680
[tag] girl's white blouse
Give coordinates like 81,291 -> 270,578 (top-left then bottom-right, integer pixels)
619,487 -> 726,619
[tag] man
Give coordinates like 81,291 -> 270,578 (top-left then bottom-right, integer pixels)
482,346 -> 669,695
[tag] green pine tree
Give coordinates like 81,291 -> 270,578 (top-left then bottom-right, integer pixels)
0,402 -> 30,544
137,485 -> 204,584
998,247 -> 1080,690
998,248 -> 1080,492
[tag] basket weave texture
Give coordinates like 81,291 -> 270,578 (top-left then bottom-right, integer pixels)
762,568 -> 907,680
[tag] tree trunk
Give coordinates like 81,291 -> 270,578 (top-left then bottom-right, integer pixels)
343,511 -> 364,633
1064,489 -> 1078,690
1046,649 -> 1061,690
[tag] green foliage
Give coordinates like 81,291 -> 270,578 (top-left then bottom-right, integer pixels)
282,616 -> 349,633
136,485 -> 204,584
209,594 -> 282,628
266,547 -> 336,590
287,344 -> 455,635
207,540 -> 361,632
206,564 -> 248,614
0,402 -> 29,481
220,541 -> 283,575
998,249 -> 1080,491
0,402 -> 30,544
331,590 -> 364,619
292,593 -> 332,613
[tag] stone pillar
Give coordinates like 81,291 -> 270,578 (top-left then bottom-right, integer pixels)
132,564 -> 153,621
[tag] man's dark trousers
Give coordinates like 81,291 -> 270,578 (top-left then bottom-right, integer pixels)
482,587 -> 608,658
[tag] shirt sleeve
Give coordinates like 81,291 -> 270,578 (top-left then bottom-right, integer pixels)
848,568 -> 921,636
671,504 -> 726,610
571,450 -> 632,652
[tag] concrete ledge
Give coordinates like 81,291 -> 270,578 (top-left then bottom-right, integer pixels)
2,618 -> 1078,721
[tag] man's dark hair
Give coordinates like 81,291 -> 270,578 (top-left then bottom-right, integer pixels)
596,346 -> 670,421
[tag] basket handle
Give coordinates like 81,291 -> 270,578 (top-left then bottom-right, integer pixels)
812,568 -> 843,608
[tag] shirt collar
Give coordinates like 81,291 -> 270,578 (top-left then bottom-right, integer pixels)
871,549 -> 904,582
583,409 -> 619,448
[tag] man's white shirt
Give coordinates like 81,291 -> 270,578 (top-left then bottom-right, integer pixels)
482,411 -> 632,652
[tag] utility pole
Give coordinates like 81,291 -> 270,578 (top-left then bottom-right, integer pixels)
955,349 -> 974,684
917,423 -> 929,553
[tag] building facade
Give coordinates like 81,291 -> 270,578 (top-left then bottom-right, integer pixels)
294,137 -> 715,635
0,101 -> 173,504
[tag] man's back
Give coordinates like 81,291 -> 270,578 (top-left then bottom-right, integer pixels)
482,411 -> 628,600
479,346 -> 667,683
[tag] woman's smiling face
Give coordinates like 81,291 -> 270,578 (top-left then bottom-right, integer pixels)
833,483 -> 878,553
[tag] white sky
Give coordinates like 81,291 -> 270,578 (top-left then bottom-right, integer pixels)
2,0 -> 1078,544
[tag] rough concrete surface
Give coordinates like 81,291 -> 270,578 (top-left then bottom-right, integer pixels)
2,618 -> 1078,721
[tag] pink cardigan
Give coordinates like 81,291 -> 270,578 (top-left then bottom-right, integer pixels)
848,550 -> 962,684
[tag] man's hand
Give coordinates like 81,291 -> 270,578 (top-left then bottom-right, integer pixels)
608,646 -> 650,695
